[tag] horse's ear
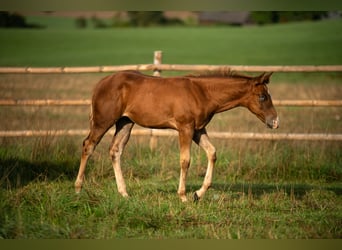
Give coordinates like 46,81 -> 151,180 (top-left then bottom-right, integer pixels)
258,72 -> 273,85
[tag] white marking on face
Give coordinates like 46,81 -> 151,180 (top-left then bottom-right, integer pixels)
273,117 -> 279,129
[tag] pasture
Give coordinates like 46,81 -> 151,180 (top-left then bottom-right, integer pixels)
0,19 -> 342,67
0,19 -> 341,239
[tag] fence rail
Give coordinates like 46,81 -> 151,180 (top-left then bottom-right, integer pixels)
0,99 -> 91,106
1,129 -> 341,141
1,64 -> 342,74
0,51 -> 341,141
0,99 -> 342,107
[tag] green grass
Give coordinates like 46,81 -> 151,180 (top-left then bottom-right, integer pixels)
1,180 -> 341,239
0,136 -> 341,239
0,19 -> 341,67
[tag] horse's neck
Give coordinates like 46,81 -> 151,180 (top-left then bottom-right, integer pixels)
202,78 -> 250,113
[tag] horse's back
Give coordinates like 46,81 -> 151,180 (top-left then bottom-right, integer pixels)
94,71 -> 206,129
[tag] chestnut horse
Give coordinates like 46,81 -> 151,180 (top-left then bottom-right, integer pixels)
75,70 -> 279,202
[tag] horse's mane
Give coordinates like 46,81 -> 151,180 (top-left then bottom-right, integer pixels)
185,69 -> 253,80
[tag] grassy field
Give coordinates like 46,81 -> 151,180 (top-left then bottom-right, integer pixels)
0,19 -> 341,239
0,19 -> 341,67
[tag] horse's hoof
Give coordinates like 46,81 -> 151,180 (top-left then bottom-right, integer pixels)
193,192 -> 200,202
75,187 -> 82,194
120,192 -> 129,199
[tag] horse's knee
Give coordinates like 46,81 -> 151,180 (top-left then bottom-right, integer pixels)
109,144 -> 121,161
82,139 -> 95,156
180,157 -> 190,170
208,146 -> 217,163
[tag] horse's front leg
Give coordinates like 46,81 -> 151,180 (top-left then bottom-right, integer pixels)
109,117 -> 134,198
193,129 -> 216,201
177,128 -> 194,202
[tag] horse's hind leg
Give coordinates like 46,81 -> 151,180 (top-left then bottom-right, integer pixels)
177,127 -> 194,202
75,125 -> 110,193
109,117 -> 134,197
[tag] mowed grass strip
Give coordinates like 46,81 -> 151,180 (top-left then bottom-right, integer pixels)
0,20 -> 341,67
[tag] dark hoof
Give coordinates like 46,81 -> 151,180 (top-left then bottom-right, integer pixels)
193,192 -> 200,202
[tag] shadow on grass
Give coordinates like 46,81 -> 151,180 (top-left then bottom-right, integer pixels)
2,155 -> 341,199
0,157 -> 78,189
208,182 -> 342,198
157,182 -> 342,199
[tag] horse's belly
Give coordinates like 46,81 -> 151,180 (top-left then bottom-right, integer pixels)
123,110 -> 177,130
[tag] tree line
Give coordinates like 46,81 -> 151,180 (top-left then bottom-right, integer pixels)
0,11 -> 336,29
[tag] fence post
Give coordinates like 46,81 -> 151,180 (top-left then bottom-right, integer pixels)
153,50 -> 162,77
149,51 -> 163,151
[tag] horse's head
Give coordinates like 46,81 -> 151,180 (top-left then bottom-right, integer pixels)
246,72 -> 279,129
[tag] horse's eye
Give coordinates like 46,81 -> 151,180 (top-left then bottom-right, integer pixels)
259,94 -> 266,102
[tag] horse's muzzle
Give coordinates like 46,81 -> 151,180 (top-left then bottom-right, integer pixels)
267,116 -> 279,129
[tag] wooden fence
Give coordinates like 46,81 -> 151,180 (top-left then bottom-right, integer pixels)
0,51 -> 341,141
